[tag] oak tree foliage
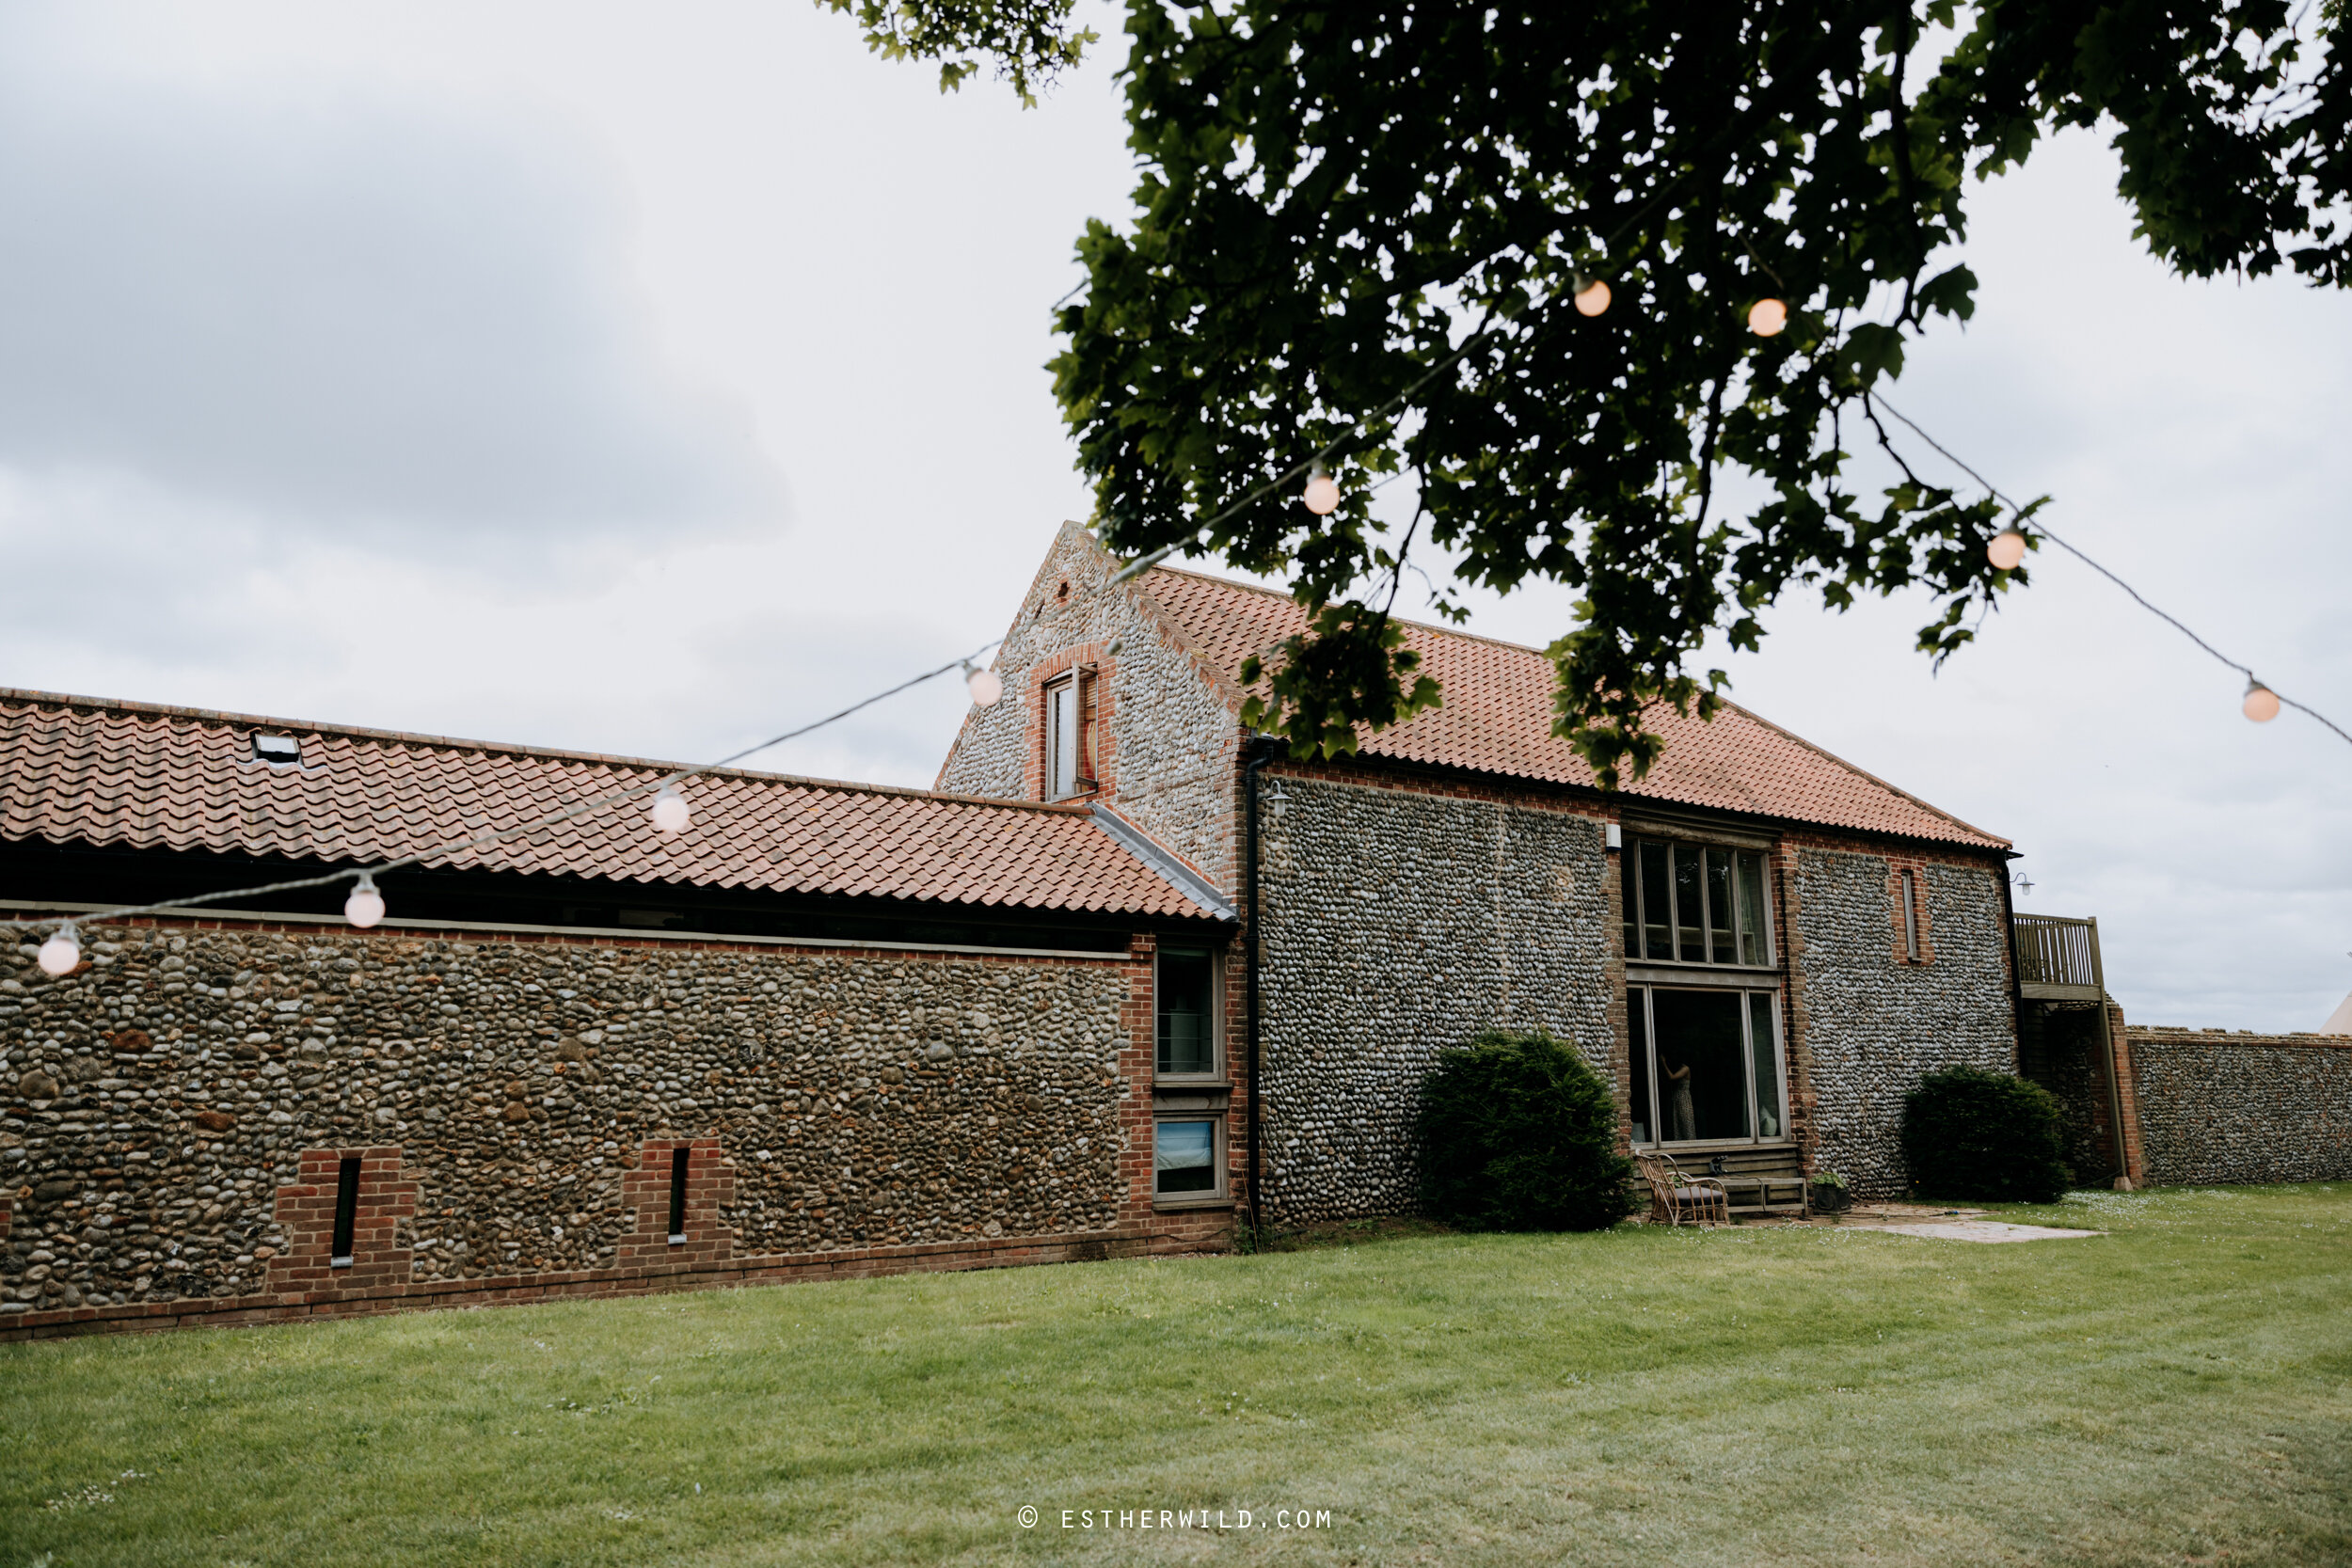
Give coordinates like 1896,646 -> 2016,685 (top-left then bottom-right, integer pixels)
827,0 -> 2349,783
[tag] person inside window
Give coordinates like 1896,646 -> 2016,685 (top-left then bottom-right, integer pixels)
1664,1059 -> 1697,1142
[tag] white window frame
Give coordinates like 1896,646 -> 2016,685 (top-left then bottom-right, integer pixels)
1043,670 -> 1090,801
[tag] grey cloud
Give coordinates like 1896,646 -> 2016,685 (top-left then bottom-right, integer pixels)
0,58 -> 780,539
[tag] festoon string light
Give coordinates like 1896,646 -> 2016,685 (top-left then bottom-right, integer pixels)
5,638 -> 1009,941
1109,245 -> 2342,745
1875,396 -> 2344,741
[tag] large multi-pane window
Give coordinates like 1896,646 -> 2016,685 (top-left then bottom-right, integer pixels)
1626,987 -> 1787,1147
1619,837 -> 1773,965
1155,946 -> 1218,1078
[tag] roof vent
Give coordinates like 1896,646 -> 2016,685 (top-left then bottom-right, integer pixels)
251,734 -> 301,767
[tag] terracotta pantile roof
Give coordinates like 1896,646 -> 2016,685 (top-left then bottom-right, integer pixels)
1139,568 -> 2010,851
0,689 -> 1216,919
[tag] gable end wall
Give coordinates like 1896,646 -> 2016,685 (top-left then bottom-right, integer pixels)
1788,842 -> 2016,1196
937,524 -> 1244,894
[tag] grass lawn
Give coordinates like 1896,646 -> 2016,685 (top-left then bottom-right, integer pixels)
4,1185 -> 2347,1567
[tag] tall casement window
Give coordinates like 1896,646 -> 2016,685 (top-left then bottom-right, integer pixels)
1155,945 -> 1219,1078
1619,837 -> 1773,965
1043,669 -> 1094,800
1627,987 -> 1788,1147
1620,834 -> 1789,1147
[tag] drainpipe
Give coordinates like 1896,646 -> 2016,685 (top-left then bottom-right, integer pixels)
1242,736 -> 1273,1242
1996,854 -> 2026,1070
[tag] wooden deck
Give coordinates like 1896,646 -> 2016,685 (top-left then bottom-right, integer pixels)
2013,913 -> 2106,1004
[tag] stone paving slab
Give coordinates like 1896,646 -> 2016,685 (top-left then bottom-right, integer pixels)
1875,1220 -> 2104,1243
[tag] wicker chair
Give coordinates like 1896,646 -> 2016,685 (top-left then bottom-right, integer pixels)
1633,1151 -> 1730,1227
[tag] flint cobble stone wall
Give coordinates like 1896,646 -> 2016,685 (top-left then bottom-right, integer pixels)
2125,1028 -> 2352,1185
2019,1002 -> 2112,1180
1255,772 -> 1614,1222
1792,847 -> 2015,1197
939,522 -> 1243,890
0,922 -> 1131,1320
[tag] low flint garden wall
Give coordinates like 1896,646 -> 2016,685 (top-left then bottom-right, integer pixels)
0,915 -> 1221,1340
2125,1026 -> 2352,1186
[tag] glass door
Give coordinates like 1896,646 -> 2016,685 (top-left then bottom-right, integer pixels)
1628,986 -> 1788,1146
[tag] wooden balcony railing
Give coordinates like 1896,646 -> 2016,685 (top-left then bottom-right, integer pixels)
2011,913 -> 2105,1001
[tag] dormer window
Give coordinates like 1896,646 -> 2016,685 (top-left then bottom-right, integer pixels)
1043,669 -> 1095,800
251,734 -> 301,767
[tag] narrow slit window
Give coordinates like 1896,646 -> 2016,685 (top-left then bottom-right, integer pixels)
1900,869 -> 1921,960
330,1155 -> 361,1265
668,1148 -> 690,1243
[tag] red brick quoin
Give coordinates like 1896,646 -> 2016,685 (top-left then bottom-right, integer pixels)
268,1147 -> 418,1297
616,1138 -> 737,1270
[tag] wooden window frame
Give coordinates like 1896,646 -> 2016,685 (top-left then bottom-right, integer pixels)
1618,835 -> 1777,970
1626,984 -> 1791,1150
1153,944 -> 1224,1084
1152,1115 -> 1228,1204
1042,667 -> 1098,802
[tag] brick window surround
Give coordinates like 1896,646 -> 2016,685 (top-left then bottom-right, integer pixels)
269,1146 -> 418,1296
616,1139 -> 736,1270
1885,860 -> 1938,965
1025,642 -> 1119,803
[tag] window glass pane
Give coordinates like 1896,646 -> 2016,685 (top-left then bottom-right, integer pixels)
1737,853 -> 1771,966
1672,843 -> 1705,961
1047,682 -> 1078,799
1649,988 -> 1751,1141
1900,870 -> 1920,958
1638,841 -> 1672,959
1706,848 -> 1737,964
1619,839 -> 1639,958
1156,949 -> 1216,1075
1628,989 -> 1653,1146
1749,992 -> 1783,1139
1154,1120 -> 1216,1194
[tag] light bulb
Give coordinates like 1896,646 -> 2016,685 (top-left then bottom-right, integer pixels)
965,665 -> 1004,706
345,874 -> 386,929
1987,528 -> 2027,571
1747,298 -> 1788,337
2243,680 -> 2280,723
1573,276 -> 1612,317
37,924 -> 80,977
1301,467 -> 1341,515
650,784 -> 691,834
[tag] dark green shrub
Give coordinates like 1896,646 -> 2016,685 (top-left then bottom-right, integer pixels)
1901,1065 -> 2072,1204
1416,1029 -> 1636,1231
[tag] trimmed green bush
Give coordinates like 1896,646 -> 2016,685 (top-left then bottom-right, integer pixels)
1902,1065 -> 2072,1204
1416,1029 -> 1636,1231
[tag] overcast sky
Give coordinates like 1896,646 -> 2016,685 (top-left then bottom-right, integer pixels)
1,1 -> 2344,1031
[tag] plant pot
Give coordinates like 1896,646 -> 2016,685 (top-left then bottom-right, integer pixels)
1810,1183 -> 1851,1214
